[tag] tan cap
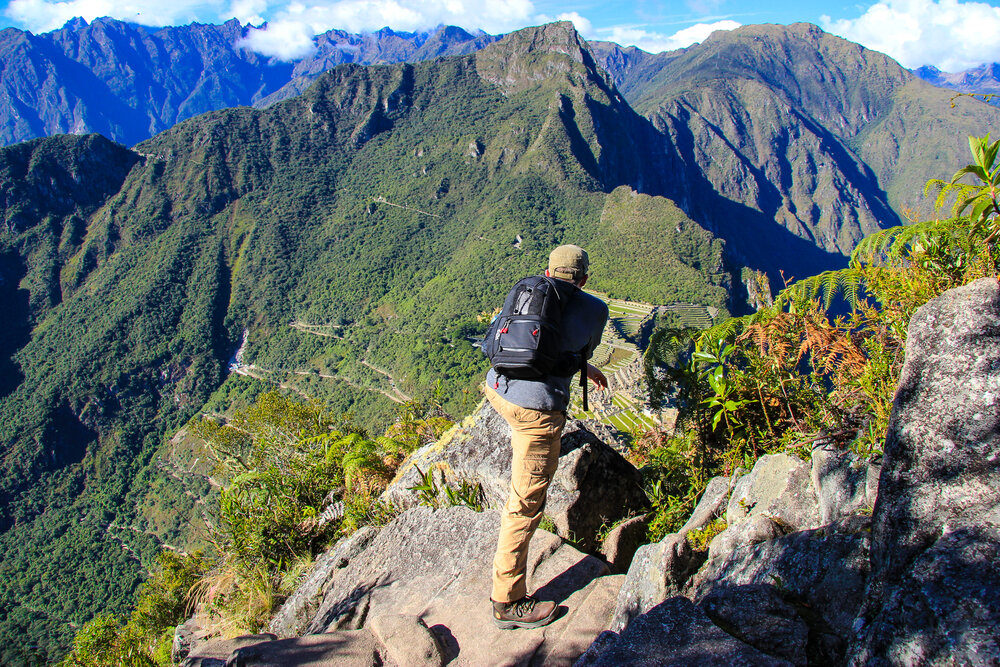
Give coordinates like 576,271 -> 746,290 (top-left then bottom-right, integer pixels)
548,244 -> 589,281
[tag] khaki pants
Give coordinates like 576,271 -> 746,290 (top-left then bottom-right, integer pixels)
484,385 -> 567,603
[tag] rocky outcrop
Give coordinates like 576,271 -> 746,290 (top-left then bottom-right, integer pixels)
848,277 -> 1000,665
576,596 -> 794,666
382,401 -> 649,550
269,526 -> 380,638
219,506 -> 620,666
610,473 -> 735,631
609,446 -> 877,662
725,453 -> 820,531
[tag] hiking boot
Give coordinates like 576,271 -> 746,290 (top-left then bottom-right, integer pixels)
491,595 -> 558,629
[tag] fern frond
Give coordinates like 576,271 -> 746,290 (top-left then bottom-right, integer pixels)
774,268 -> 863,311
695,313 -> 758,346
851,219 -> 965,268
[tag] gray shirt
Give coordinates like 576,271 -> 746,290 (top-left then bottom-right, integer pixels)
485,286 -> 609,411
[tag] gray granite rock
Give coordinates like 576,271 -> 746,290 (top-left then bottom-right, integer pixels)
608,474 -> 737,632
382,401 -> 648,550
811,443 -> 875,523
599,513 -> 651,573
707,514 -> 784,562
692,515 -> 871,644
726,453 -> 820,531
609,533 -> 703,633
679,473 -> 738,534
182,634 -> 276,667
700,584 -> 809,666
225,632 -> 380,666
296,506 -> 620,666
574,596 -> 794,666
369,613 -> 445,667
848,277 -> 1000,666
269,526 -> 379,638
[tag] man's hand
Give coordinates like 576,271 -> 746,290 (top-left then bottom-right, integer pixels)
587,363 -> 608,390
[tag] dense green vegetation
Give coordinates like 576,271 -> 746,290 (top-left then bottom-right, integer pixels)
0,25 -> 732,663
632,135 -> 1000,542
58,391 -> 449,665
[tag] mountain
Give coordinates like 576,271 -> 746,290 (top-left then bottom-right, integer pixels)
592,24 -> 1000,274
0,18 -> 498,147
0,23 -> 729,663
2,19 -> 1000,663
913,63 -> 1000,106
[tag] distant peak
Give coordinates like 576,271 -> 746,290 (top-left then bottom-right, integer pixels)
61,16 -> 89,31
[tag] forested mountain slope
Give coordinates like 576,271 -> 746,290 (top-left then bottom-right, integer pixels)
0,23 -> 726,662
3,19 -> 1000,664
0,18 -> 496,147
591,24 -> 1000,271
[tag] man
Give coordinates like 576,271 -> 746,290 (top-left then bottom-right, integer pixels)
483,244 -> 609,629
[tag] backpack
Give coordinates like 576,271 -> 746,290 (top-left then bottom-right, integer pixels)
482,276 -> 589,409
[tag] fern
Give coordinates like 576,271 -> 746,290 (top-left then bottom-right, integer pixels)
851,218 -> 966,267
773,268 -> 865,311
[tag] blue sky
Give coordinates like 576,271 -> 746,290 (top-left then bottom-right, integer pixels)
2,0 -> 1000,72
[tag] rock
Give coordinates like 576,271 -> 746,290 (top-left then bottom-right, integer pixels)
726,453 -> 820,532
692,515 -> 870,650
600,514 -> 650,573
707,514 -> 784,562
173,618 -> 202,663
609,533 -> 703,632
298,506 -> 621,666
269,526 -> 379,637
679,474 -> 737,534
700,584 -> 809,666
369,613 -> 445,667
608,474 -> 736,632
574,596 -> 794,666
181,634 -> 276,667
382,401 -> 648,549
811,443 -> 875,523
848,278 -> 1000,666
226,632 -> 380,666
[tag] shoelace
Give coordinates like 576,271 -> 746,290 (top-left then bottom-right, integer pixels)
511,596 -> 536,618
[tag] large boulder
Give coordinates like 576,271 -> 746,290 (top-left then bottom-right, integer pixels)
574,596 -> 794,666
699,584 -> 810,666
725,453 -> 820,532
692,515 -> 870,642
609,474 -> 735,631
382,400 -> 649,549
269,526 -> 379,638
275,506 -> 622,666
848,277 -> 1000,665
810,443 -> 878,524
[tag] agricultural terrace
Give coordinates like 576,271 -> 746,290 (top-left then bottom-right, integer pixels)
570,294 -> 716,439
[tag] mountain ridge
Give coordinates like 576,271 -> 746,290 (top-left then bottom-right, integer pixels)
2,19 -> 1000,663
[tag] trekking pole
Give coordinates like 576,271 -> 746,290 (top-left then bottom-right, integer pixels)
580,356 -> 588,412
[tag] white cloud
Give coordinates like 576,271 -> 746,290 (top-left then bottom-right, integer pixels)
229,0 -> 268,26
821,0 -> 1000,72
230,0 -> 537,60
261,0 -> 534,37
555,11 -> 592,36
600,19 -> 740,54
5,0 -> 220,32
239,20 -> 316,58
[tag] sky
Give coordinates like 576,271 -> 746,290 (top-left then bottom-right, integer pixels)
1,0 -> 1000,73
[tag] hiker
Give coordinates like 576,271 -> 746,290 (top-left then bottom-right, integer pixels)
482,244 -> 609,629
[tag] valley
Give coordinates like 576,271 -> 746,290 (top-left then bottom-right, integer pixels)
1,17 -> 999,664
